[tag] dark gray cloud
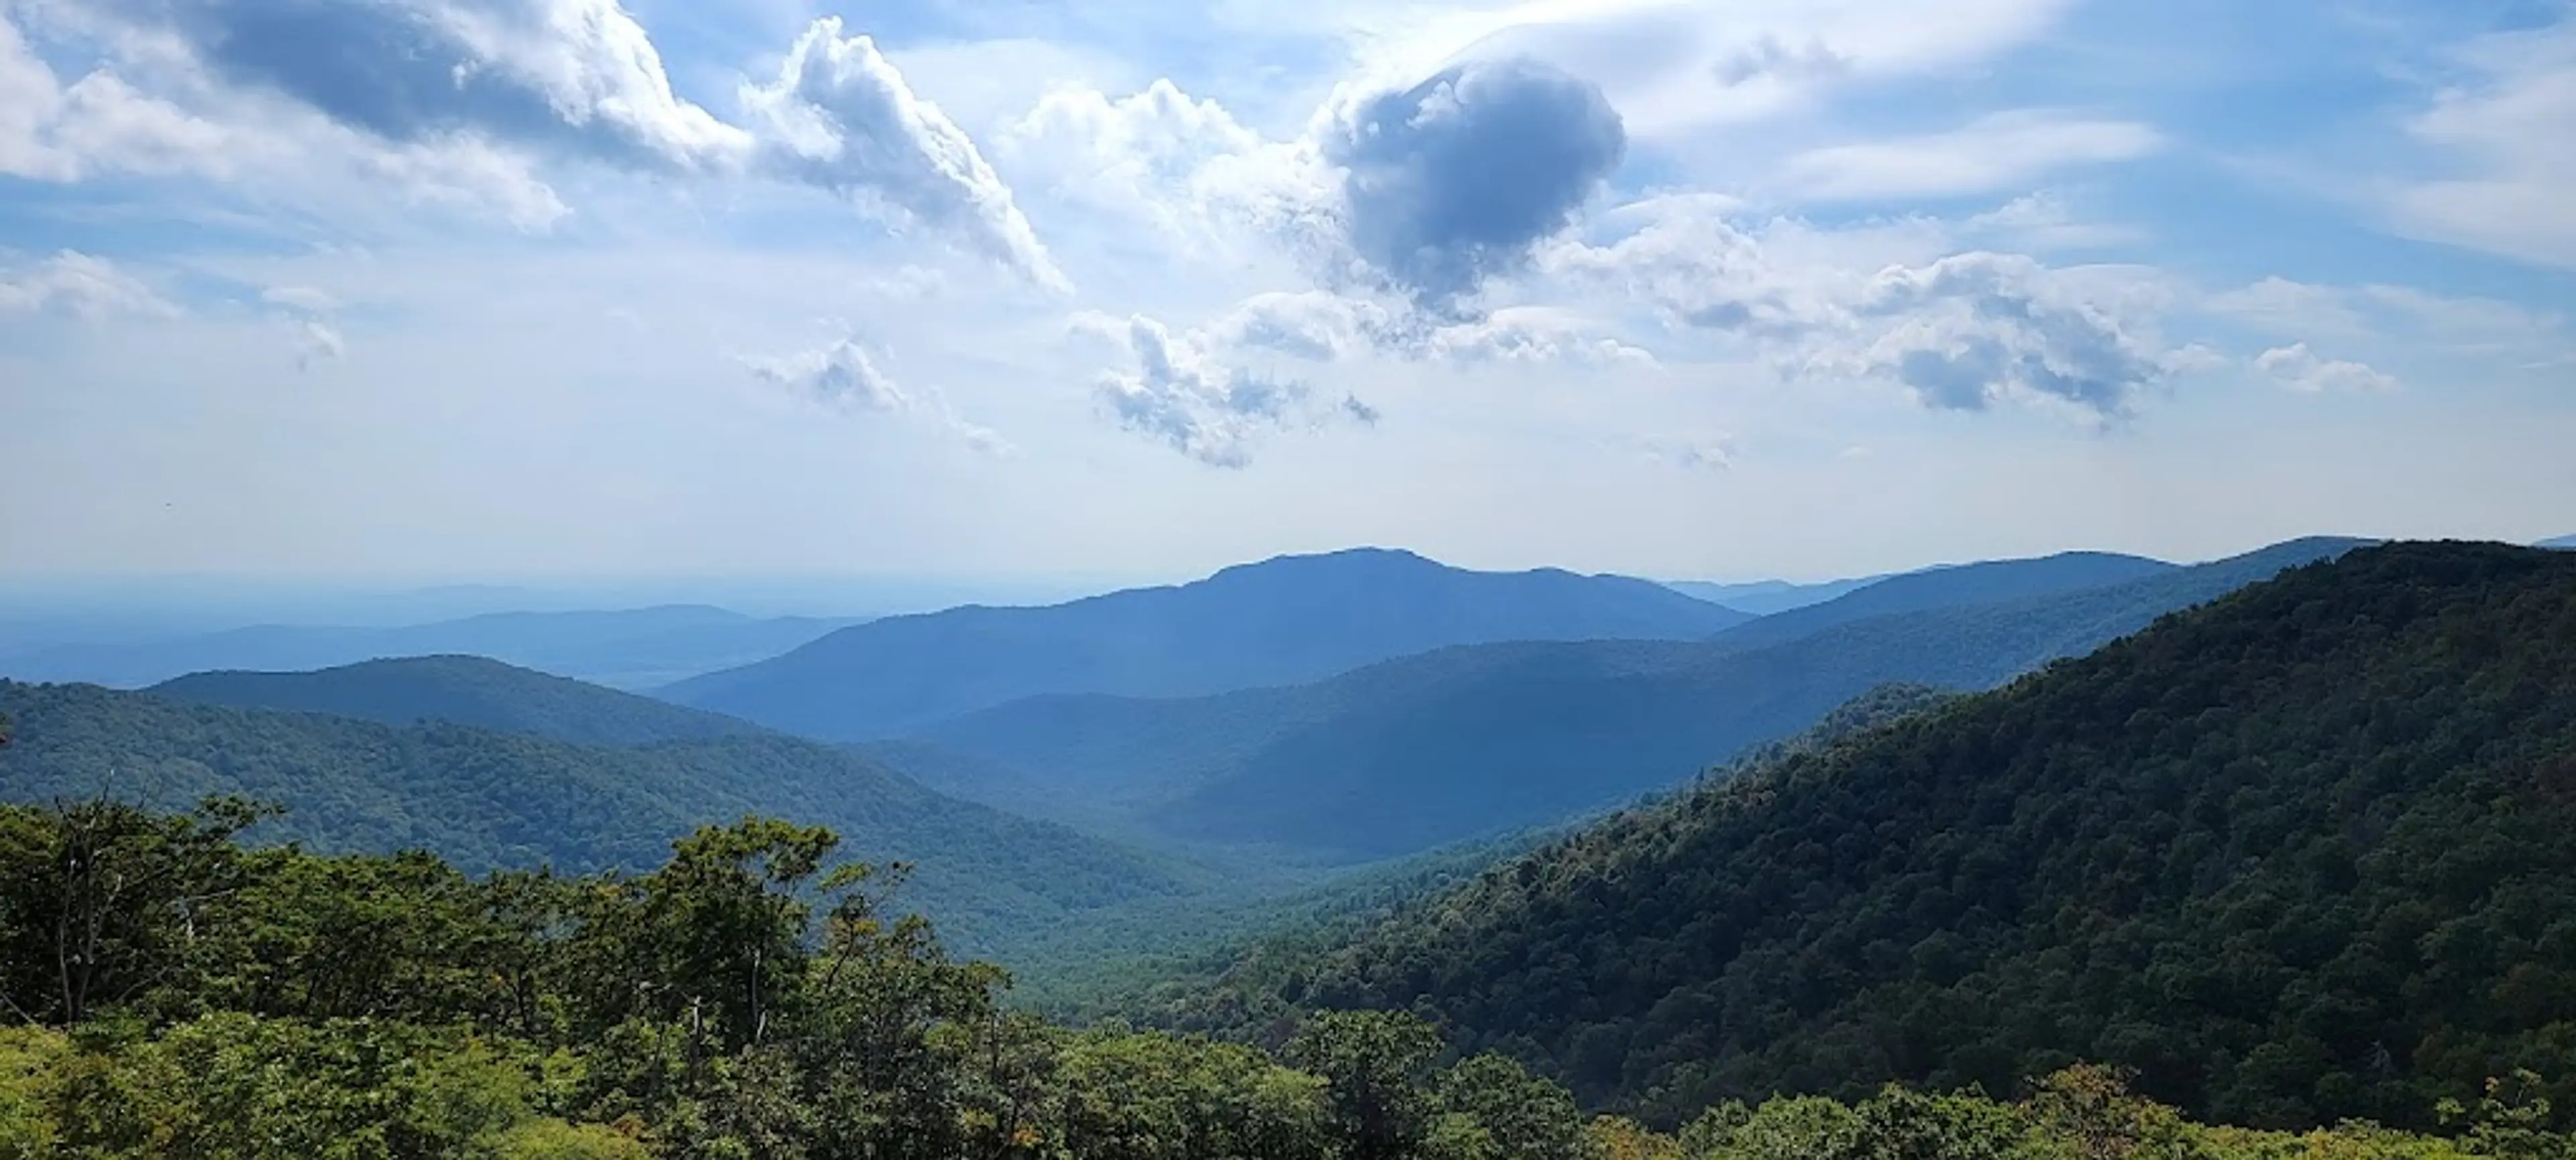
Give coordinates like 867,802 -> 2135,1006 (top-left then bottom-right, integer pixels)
1327,57 -> 1626,310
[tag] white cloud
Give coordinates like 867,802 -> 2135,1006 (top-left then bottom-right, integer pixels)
0,252 -> 176,321
1075,311 -> 1372,466
1412,307 -> 1658,366
1548,199 -> 2190,419
1836,252 -> 2181,417
11,5 -> 1071,280
746,336 -> 1013,454
2254,343 -> 2400,394
291,319 -> 346,370
1352,0 -> 2078,140
741,18 -> 1069,291
356,136 -> 574,232
1003,80 -> 1270,243
0,15 -> 231,181
1778,111 -> 2163,201
2384,17 -> 2576,269
2205,276 -> 2568,362
1964,192 -> 2145,251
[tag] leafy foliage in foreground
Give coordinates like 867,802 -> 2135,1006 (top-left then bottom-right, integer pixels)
0,682 -> 1193,954
0,791 -> 2559,1159
1136,542 -> 2576,1131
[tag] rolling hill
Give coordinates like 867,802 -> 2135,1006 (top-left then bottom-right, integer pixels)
1144,541 -> 2576,1131
2542,533 -> 2576,549
0,604 -> 858,690
0,680 -> 1191,955
663,548 -> 1753,740
908,538 -> 2363,859
150,655 -> 769,746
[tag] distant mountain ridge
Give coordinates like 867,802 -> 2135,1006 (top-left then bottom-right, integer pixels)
1661,576 -> 1882,615
904,538 -> 2366,859
665,548 -> 1754,739
1,604 -> 858,690
2542,533 -> 2576,549
150,655 -> 769,747
1699,550 -> 2176,654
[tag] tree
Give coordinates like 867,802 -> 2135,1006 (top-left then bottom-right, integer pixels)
0,796 -> 272,1025
1286,1010 -> 1444,1160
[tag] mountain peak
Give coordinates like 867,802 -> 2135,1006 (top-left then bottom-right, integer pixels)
665,548 -> 1748,739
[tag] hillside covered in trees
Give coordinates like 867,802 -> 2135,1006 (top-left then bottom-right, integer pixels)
0,682 -> 1191,953
1135,541 -> 2576,1132
0,790 -> 2558,1159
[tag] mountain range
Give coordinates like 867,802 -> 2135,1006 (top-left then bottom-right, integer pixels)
0,604 -> 858,690
1658,576 -> 1883,615
896,538 -> 2363,859
1140,540 -> 2576,1131
665,548 -> 1752,739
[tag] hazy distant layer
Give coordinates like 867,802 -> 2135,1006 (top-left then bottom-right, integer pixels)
0,606 -> 861,690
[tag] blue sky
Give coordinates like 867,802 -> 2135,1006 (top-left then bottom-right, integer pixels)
1,0 -> 2571,585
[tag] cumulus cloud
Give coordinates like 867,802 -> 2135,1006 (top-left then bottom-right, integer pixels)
18,4 -> 1067,282
142,0 -> 748,172
1003,80 -> 1271,243
747,337 -> 1012,453
741,19 -> 1068,292
1216,291 -> 1393,362
1841,252 -> 2177,416
1076,312 -> 1372,467
1542,207 -> 1842,337
1411,307 -> 1659,366
1325,56 -> 1627,309
750,338 -> 911,412
2254,343 -> 2399,394
0,252 -> 175,321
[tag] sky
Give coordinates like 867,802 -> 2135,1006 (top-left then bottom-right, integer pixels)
2,0 -> 2573,588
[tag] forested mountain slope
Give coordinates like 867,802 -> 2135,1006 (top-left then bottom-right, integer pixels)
1159,541 -> 2576,1131
0,681 -> 1189,953
152,655 -> 769,746
912,538 -> 2363,858
665,548 -> 1751,739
